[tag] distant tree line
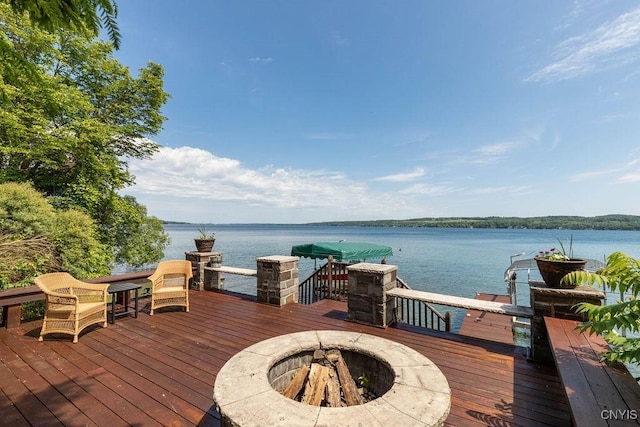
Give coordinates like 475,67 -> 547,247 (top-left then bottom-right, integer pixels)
310,215 -> 640,231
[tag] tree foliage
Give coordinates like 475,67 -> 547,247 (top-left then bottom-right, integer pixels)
313,215 -> 640,230
4,0 -> 120,48
0,182 -> 112,287
563,252 -> 640,365
0,5 -> 170,269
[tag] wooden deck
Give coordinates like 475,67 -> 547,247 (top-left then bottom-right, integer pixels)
459,293 -> 515,345
0,290 -> 571,426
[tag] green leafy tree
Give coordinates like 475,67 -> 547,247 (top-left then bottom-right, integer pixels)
0,5 -> 170,268
563,252 -> 640,365
0,182 -> 112,288
3,0 -> 120,47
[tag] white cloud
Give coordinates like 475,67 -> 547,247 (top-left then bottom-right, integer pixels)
473,186 -> 534,196
527,7 -> 640,82
331,30 -> 350,47
398,182 -> 457,196
569,157 -> 640,183
618,173 -> 640,182
248,57 -> 273,64
128,146 -> 375,210
372,167 -> 426,182
569,168 -> 619,182
472,142 -> 520,164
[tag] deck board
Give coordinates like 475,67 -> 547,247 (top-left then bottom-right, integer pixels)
0,290 -> 571,426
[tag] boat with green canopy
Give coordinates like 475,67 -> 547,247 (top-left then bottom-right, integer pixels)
290,241 -> 393,262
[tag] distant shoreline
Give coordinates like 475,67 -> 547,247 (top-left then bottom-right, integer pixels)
307,214 -> 640,230
163,214 -> 640,231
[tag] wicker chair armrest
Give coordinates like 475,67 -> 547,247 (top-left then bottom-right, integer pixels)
45,289 -> 79,306
73,282 -> 110,292
147,271 -> 162,283
147,273 -> 166,292
73,283 -> 108,303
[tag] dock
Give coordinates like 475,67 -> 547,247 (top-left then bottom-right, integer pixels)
459,293 -> 515,345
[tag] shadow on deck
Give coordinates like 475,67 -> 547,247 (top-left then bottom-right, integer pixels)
0,290 -> 570,426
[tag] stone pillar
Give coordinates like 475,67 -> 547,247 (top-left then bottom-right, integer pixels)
529,285 -> 606,363
256,255 -> 299,306
346,263 -> 397,327
186,251 -> 221,291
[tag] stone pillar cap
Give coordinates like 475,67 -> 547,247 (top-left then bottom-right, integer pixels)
256,255 -> 299,263
346,262 -> 397,273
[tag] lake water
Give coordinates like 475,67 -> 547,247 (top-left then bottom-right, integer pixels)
159,224 -> 640,331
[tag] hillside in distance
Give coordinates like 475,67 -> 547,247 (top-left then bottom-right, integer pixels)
309,215 -> 640,230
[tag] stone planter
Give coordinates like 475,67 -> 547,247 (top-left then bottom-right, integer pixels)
194,238 -> 215,252
535,257 -> 586,288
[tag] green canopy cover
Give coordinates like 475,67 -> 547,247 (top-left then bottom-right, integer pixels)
290,241 -> 392,261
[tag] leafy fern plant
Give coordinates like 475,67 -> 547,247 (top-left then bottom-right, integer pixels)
563,251 -> 640,365
195,225 -> 215,240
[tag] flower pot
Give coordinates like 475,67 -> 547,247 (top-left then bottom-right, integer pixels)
535,257 -> 586,288
194,238 -> 215,252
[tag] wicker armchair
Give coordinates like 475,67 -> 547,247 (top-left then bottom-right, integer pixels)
148,260 -> 193,315
34,272 -> 109,343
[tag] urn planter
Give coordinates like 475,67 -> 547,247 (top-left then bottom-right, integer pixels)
535,257 -> 586,288
194,238 -> 215,253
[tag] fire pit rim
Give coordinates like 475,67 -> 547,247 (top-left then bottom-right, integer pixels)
213,330 -> 451,427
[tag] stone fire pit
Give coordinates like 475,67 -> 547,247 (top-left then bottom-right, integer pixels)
213,330 -> 450,426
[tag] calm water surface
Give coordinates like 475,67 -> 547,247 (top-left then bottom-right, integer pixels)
159,224 -> 640,330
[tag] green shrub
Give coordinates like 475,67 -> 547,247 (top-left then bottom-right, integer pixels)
564,252 -> 640,365
0,182 -> 112,288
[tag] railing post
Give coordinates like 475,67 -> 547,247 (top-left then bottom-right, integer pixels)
346,263 -> 397,327
256,255 -> 299,306
204,253 -> 225,291
2,305 -> 22,329
186,251 -> 222,291
529,285 -> 605,363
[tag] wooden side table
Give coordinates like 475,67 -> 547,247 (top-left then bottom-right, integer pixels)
107,283 -> 142,324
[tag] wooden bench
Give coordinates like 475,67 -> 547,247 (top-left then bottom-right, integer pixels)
0,285 -> 45,328
544,316 -> 640,426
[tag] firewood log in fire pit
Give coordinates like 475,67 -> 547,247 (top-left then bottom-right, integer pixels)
282,349 -> 368,407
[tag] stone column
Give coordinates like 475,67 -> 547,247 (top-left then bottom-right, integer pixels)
256,255 -> 299,306
529,285 -> 606,363
186,251 -> 221,291
346,263 -> 397,327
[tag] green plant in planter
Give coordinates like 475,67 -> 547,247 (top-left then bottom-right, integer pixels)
196,225 -> 216,240
536,235 -> 575,261
563,251 -> 640,365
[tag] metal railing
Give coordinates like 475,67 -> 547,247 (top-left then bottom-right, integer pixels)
298,261 -> 350,304
392,277 -> 451,332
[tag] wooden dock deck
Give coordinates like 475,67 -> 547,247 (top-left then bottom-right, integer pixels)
0,290 -> 570,426
459,293 -> 516,345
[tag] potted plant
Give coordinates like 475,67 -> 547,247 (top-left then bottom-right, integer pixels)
534,235 -> 586,288
194,225 -> 216,252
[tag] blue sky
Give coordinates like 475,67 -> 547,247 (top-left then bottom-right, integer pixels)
112,1 -> 640,224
